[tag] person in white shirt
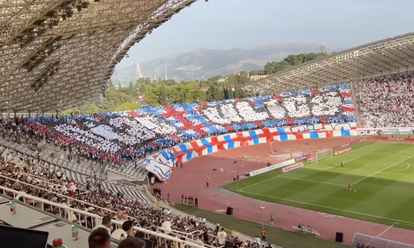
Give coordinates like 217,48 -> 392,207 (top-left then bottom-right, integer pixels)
254,236 -> 261,246
161,218 -> 172,234
217,228 -> 227,246
93,215 -> 112,234
116,210 -> 129,224
111,220 -> 134,240
195,234 -> 204,246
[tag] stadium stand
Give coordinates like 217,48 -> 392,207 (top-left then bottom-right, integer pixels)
8,1 -> 414,248
0,82 -> 357,248
3,83 -> 355,181
0,142 -> 273,248
357,74 -> 414,128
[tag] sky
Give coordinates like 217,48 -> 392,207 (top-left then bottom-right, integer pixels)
117,0 -> 414,68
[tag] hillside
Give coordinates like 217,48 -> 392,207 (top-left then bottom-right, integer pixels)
112,43 -> 327,82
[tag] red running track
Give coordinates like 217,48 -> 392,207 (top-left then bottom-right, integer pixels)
157,137 -> 414,245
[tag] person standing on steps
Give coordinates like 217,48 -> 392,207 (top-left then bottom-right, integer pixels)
206,178 -> 209,187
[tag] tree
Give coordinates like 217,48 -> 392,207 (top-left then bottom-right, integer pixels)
250,52 -> 327,75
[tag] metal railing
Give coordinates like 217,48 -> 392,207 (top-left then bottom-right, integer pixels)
0,178 -> 138,222
0,186 -> 206,248
0,141 -> 142,189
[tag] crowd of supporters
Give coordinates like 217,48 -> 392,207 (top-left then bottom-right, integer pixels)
357,75 -> 414,127
0,82 -> 359,248
0,83 -> 355,166
0,146 -> 272,248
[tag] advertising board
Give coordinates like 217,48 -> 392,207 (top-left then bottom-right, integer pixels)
281,163 -> 304,173
335,147 -> 353,155
249,159 -> 295,177
380,137 -> 414,142
294,155 -> 307,162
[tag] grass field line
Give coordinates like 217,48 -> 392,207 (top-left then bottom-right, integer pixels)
380,162 -> 410,174
361,148 -> 414,154
239,143 -> 380,191
240,190 -> 414,226
316,155 -> 362,171
353,153 -> 414,186
277,175 -> 345,187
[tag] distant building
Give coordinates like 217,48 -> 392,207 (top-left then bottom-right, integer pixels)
250,75 -> 267,81
321,44 -> 328,54
217,78 -> 226,83
200,87 -> 209,92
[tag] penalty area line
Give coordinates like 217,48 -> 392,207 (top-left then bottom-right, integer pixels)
353,153 -> 414,186
238,143 -> 379,192
316,155 -> 363,171
277,175 -> 345,187
238,190 -> 414,226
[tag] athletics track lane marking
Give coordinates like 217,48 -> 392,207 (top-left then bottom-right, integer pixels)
238,190 -> 414,226
239,142 -> 380,191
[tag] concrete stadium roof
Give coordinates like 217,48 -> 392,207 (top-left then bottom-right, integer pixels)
244,32 -> 414,95
0,0 -> 198,113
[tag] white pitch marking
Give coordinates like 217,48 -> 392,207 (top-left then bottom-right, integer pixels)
379,162 -> 410,174
316,155 -> 362,171
353,154 -> 414,186
239,190 -> 414,226
239,142 -> 380,191
277,175 -> 345,187
377,222 -> 398,237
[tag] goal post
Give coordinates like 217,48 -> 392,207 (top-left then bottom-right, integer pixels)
314,148 -> 333,163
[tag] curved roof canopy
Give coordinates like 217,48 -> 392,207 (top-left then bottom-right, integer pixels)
0,0 -> 197,113
244,32 -> 414,95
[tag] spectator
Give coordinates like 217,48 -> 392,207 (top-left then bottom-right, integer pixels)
357,75 -> 414,127
195,234 -> 204,246
217,228 -> 227,246
94,215 -> 112,234
89,227 -> 111,248
161,217 -> 172,234
117,210 -> 129,223
118,237 -> 146,248
112,220 -> 134,240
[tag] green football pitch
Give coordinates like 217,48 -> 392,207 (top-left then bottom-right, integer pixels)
225,141 -> 414,230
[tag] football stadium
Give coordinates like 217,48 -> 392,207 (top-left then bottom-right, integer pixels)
2,1 -> 414,248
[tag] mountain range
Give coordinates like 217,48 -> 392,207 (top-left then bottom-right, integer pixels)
112,43 -> 338,83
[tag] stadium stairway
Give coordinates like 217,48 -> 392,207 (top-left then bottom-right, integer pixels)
0,139 -> 149,202
107,159 -> 147,182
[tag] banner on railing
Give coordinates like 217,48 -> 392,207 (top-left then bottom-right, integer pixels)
335,147 -> 352,155
356,129 -> 381,136
249,159 -> 295,177
143,148 -> 177,182
281,163 -> 304,173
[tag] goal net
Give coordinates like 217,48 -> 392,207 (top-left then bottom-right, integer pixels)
309,148 -> 333,163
